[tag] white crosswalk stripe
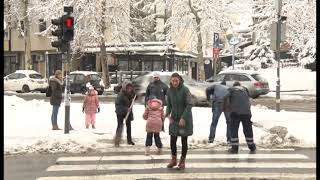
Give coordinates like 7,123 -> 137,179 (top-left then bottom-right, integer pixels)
36,149 -> 316,180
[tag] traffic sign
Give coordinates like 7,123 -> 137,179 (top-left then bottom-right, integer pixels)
229,37 -> 240,45
213,33 -> 219,48
213,48 -> 220,60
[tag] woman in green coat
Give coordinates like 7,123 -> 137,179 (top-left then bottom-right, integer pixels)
165,72 -> 193,170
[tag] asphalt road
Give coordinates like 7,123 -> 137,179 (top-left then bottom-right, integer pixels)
4,148 -> 316,180
4,91 -> 316,112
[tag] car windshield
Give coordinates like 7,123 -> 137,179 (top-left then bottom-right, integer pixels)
251,74 -> 266,81
29,74 -> 43,79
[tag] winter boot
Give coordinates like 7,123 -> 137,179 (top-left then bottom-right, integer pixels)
86,125 -> 89,129
177,156 -> 186,170
166,155 -> 177,168
52,125 -> 61,130
157,148 -> 162,155
92,124 -> 95,129
145,146 -> 150,156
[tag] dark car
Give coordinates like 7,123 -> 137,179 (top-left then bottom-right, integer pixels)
126,71 -> 210,106
67,71 -> 105,95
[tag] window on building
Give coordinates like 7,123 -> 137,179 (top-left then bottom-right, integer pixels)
118,59 -> 129,71
39,19 -> 46,32
32,54 -> 39,72
4,30 -> 9,40
153,61 -> 164,71
4,56 -> 17,76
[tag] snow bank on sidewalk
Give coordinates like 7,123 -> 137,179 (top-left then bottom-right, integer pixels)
4,95 -> 316,155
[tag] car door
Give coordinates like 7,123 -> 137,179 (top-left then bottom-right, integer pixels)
16,73 -> 28,91
238,74 -> 254,95
4,73 -> 19,91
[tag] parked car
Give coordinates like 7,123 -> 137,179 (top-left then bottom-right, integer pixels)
122,71 -> 210,106
67,71 -> 105,95
206,70 -> 269,98
4,70 -> 48,93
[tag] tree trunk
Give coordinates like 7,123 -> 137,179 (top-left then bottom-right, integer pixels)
188,0 -> 205,81
99,0 -> 110,88
71,49 -> 82,71
23,0 -> 32,70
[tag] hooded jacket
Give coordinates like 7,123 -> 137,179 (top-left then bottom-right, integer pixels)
165,74 -> 193,136
49,77 -> 63,106
115,80 -> 136,120
143,98 -> 164,133
83,89 -> 99,114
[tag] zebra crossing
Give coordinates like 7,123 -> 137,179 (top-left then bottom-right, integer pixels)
36,148 -> 316,180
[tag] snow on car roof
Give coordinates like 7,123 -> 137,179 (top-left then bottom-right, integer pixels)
218,69 -> 260,75
143,71 -> 188,76
70,71 -> 99,76
15,70 -> 40,74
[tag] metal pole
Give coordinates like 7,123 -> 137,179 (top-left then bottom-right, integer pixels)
275,0 -> 281,112
45,51 -> 49,79
64,43 -> 71,134
232,45 -> 235,70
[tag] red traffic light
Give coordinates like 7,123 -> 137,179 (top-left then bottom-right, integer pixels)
65,17 -> 73,29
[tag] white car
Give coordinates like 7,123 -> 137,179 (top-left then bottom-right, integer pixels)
4,70 -> 48,93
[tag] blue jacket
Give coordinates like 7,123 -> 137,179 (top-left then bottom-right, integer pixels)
206,84 -> 229,103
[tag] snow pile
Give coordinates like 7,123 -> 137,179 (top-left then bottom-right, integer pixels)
257,67 -> 316,91
242,38 -> 276,70
4,94 -> 315,155
299,39 -> 316,66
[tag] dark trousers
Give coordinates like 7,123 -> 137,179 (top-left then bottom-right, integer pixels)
145,132 -> 163,148
170,135 -> 188,158
230,112 -> 255,150
116,114 -> 132,142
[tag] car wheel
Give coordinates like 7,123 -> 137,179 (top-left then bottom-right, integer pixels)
252,94 -> 260,99
98,91 -> 103,95
22,85 -> 30,93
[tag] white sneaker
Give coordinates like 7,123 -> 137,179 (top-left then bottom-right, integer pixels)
157,148 -> 162,155
145,146 -> 150,156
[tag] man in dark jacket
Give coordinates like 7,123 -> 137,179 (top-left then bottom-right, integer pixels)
115,80 -> 136,146
206,80 -> 231,144
225,81 -> 256,153
145,72 -> 168,106
145,72 -> 168,131
49,70 -> 63,130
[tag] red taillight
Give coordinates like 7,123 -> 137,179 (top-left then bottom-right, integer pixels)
254,81 -> 263,87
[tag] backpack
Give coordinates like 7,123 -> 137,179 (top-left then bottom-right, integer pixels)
45,85 -> 52,97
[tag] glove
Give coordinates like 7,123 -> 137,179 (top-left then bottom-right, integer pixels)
82,107 -> 84,113
97,107 -> 100,113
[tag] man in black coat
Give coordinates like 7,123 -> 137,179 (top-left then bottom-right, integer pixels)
115,80 -> 136,145
145,72 -> 168,131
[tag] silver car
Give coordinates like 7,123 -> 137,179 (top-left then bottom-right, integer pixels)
206,70 -> 269,98
132,71 -> 210,106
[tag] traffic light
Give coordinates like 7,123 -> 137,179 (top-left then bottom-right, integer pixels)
51,17 -> 68,52
62,15 -> 74,41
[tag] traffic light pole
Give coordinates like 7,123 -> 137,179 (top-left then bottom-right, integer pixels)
275,0 -> 281,112
64,42 -> 71,134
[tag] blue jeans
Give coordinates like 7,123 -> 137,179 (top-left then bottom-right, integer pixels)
209,102 -> 231,142
51,105 -> 60,125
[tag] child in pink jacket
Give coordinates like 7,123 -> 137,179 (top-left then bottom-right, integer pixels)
143,97 -> 164,155
82,86 -> 100,129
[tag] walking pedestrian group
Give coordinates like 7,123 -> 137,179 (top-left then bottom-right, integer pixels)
48,70 -> 256,170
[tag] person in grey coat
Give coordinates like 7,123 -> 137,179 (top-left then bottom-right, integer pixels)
225,81 -> 256,153
205,81 -> 231,144
49,70 -> 63,130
